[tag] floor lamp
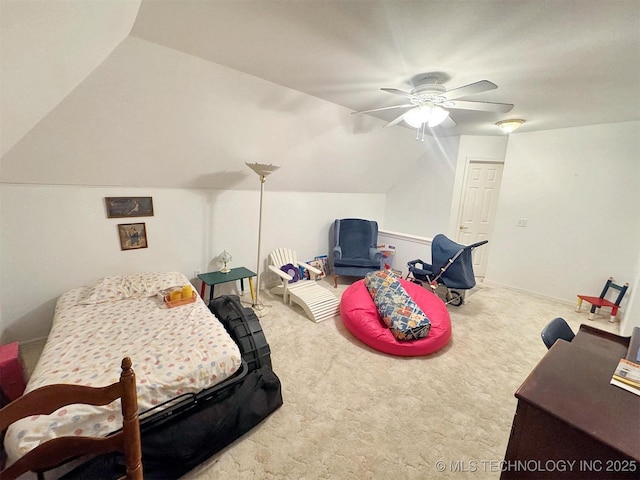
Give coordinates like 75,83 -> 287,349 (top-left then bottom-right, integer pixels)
246,162 -> 280,309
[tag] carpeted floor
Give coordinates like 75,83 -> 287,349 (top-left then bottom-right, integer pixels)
180,279 -> 619,480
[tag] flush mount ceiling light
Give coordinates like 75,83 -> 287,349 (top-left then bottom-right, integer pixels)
496,119 -> 525,134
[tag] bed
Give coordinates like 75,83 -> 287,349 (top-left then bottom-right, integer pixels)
3,272 -> 282,478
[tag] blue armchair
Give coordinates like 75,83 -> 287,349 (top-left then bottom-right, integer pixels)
332,218 -> 382,288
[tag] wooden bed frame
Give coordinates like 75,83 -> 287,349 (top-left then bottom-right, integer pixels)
1,357 -> 142,480
2,276 -> 282,479
62,295 -> 281,479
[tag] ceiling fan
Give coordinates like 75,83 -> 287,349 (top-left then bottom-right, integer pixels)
353,77 -> 514,137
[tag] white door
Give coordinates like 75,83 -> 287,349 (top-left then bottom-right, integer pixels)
457,161 -> 504,277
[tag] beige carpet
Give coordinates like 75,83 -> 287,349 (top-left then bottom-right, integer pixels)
181,279 -> 619,480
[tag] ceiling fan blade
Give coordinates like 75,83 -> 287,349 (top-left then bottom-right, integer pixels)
384,111 -> 407,128
447,100 -> 514,113
381,88 -> 416,100
441,80 -> 497,100
351,103 -> 413,115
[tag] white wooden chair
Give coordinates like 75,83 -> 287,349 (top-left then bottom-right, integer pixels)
268,248 -> 340,323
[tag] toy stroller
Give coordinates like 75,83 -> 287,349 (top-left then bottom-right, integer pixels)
406,234 -> 488,306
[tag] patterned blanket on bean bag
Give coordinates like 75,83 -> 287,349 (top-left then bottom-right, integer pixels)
364,270 -> 431,341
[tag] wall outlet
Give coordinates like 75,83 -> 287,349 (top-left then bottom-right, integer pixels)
517,218 -> 528,227
194,269 -> 201,277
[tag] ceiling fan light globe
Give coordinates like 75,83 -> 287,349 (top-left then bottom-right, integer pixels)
427,106 -> 450,127
403,107 -> 425,128
403,105 -> 450,128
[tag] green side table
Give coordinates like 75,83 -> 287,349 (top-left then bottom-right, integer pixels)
198,267 -> 256,305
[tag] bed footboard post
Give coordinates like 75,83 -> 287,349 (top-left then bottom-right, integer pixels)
120,357 -> 143,480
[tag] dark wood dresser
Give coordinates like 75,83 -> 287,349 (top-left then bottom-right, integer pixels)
501,325 -> 640,479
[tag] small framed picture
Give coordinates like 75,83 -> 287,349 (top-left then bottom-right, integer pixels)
118,223 -> 148,250
106,197 -> 154,218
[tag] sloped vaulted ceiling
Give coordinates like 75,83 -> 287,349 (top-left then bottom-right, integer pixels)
0,0 -> 439,192
0,0 -> 141,157
0,32 -> 431,192
1,0 -> 638,191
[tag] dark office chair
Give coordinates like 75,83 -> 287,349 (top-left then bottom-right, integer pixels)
0,357 -> 142,480
541,317 -> 575,349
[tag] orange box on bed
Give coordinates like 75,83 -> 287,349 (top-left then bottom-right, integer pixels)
164,291 -> 197,308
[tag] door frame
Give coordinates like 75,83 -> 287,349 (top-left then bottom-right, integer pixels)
448,156 -> 505,276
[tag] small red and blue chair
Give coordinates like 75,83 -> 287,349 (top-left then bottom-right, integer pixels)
576,277 -> 629,323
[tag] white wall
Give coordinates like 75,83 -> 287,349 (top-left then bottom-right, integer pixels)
1,185 -> 208,342
0,184 -> 383,343
383,135 -> 460,237
208,189 -> 385,286
378,230 -> 433,278
486,121 -> 640,334
3,120 -> 639,343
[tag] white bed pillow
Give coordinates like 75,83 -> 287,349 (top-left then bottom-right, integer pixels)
79,271 -> 188,304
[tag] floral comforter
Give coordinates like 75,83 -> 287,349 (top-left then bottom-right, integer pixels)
4,272 -> 242,464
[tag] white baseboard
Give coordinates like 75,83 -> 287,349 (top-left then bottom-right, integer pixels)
482,279 -> 576,307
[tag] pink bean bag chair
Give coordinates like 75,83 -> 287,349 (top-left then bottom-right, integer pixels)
340,278 -> 451,356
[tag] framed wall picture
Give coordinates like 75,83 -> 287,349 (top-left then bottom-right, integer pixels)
118,223 -> 148,250
106,197 -> 154,218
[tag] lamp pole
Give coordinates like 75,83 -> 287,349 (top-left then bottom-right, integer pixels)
245,162 -> 280,310
254,173 -> 266,308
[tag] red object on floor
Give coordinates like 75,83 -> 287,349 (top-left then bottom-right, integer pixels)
0,341 -> 27,402
340,279 -> 452,357
576,277 -> 629,322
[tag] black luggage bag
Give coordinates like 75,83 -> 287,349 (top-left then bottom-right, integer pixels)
209,294 -> 273,373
